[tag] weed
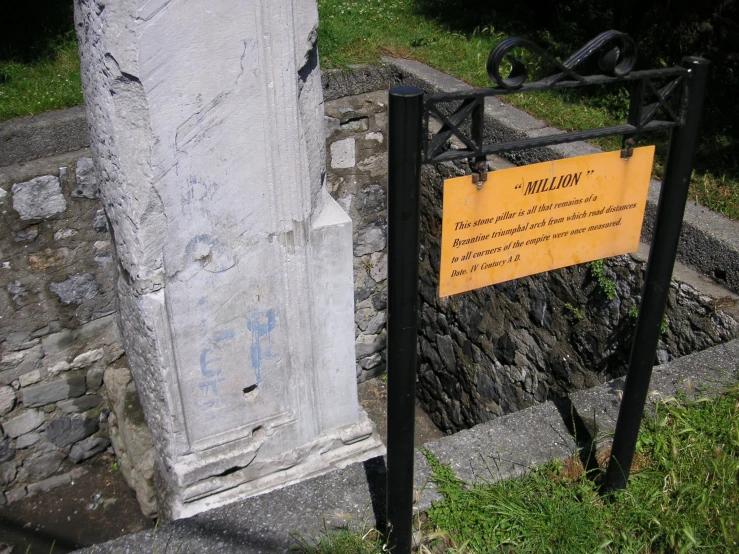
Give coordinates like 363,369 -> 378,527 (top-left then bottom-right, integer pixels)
589,259 -> 617,301
627,305 -> 669,333
290,522 -> 386,553
563,302 -> 584,321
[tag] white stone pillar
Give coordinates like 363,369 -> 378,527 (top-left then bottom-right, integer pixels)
75,0 -> 383,519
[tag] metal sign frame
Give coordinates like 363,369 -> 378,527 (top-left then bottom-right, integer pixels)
386,30 -> 709,554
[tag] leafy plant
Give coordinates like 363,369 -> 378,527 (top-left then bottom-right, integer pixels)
589,259 -> 617,301
564,302 -> 584,321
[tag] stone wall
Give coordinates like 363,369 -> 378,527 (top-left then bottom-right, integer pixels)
416,161 -> 739,433
324,90 -> 389,382
322,88 -> 739,434
0,153 -> 120,505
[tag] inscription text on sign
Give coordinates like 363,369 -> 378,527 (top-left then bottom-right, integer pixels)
440,146 -> 655,297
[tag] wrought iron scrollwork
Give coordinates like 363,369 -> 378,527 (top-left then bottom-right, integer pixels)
486,30 -> 638,89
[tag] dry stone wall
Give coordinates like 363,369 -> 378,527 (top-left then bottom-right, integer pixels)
322,88 -> 739,435
0,154 -> 120,506
416,160 -> 739,433
324,90 -> 389,382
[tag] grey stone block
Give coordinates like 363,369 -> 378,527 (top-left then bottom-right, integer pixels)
5,486 -> 27,504
24,450 -> 65,481
570,339 -> 739,448
354,221 -> 386,256
0,385 -> 16,416
45,416 -> 99,447
92,209 -> 108,232
49,273 -> 100,305
22,375 -> 87,407
57,394 -> 103,413
0,439 -> 15,463
0,462 -> 16,486
423,401 -> 577,487
73,157 -> 98,198
26,467 -> 87,496
16,432 -> 41,449
70,436 -> 110,463
3,409 -> 45,437
11,175 -> 67,220
0,345 -> 43,385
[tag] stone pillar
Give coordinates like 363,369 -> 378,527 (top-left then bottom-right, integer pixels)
74,0 -> 383,519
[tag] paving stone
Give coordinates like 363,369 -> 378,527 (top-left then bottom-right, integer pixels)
57,394 -> 103,414
11,175 -> 67,220
49,273 -> 99,305
22,374 -> 87,408
45,416 -> 99,447
3,409 -> 45,438
69,436 -> 110,463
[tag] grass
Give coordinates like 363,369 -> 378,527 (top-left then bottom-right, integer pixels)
1,1 -> 737,219
316,0 -> 739,221
0,33 -> 83,121
297,387 -> 739,553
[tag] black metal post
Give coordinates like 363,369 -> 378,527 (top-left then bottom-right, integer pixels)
386,86 -> 424,554
603,57 -> 710,492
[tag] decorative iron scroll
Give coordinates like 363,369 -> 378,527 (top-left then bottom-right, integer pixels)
422,31 -> 689,164
486,30 -> 637,90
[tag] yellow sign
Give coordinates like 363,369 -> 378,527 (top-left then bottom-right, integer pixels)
440,146 -> 655,297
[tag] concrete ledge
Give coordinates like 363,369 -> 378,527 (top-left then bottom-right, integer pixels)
0,106 -> 89,167
570,339 -> 739,447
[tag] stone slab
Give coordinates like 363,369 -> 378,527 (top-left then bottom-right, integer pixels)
422,401 -> 576,488
0,106 -> 89,167
570,339 -> 739,446
21,374 -> 87,407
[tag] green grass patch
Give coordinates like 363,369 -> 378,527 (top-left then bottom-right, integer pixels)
317,0 -> 738,221
425,389 -> 739,553
296,388 -> 739,553
0,33 -> 83,121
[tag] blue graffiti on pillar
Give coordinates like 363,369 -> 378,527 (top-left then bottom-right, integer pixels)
247,310 -> 276,386
198,329 -> 233,408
